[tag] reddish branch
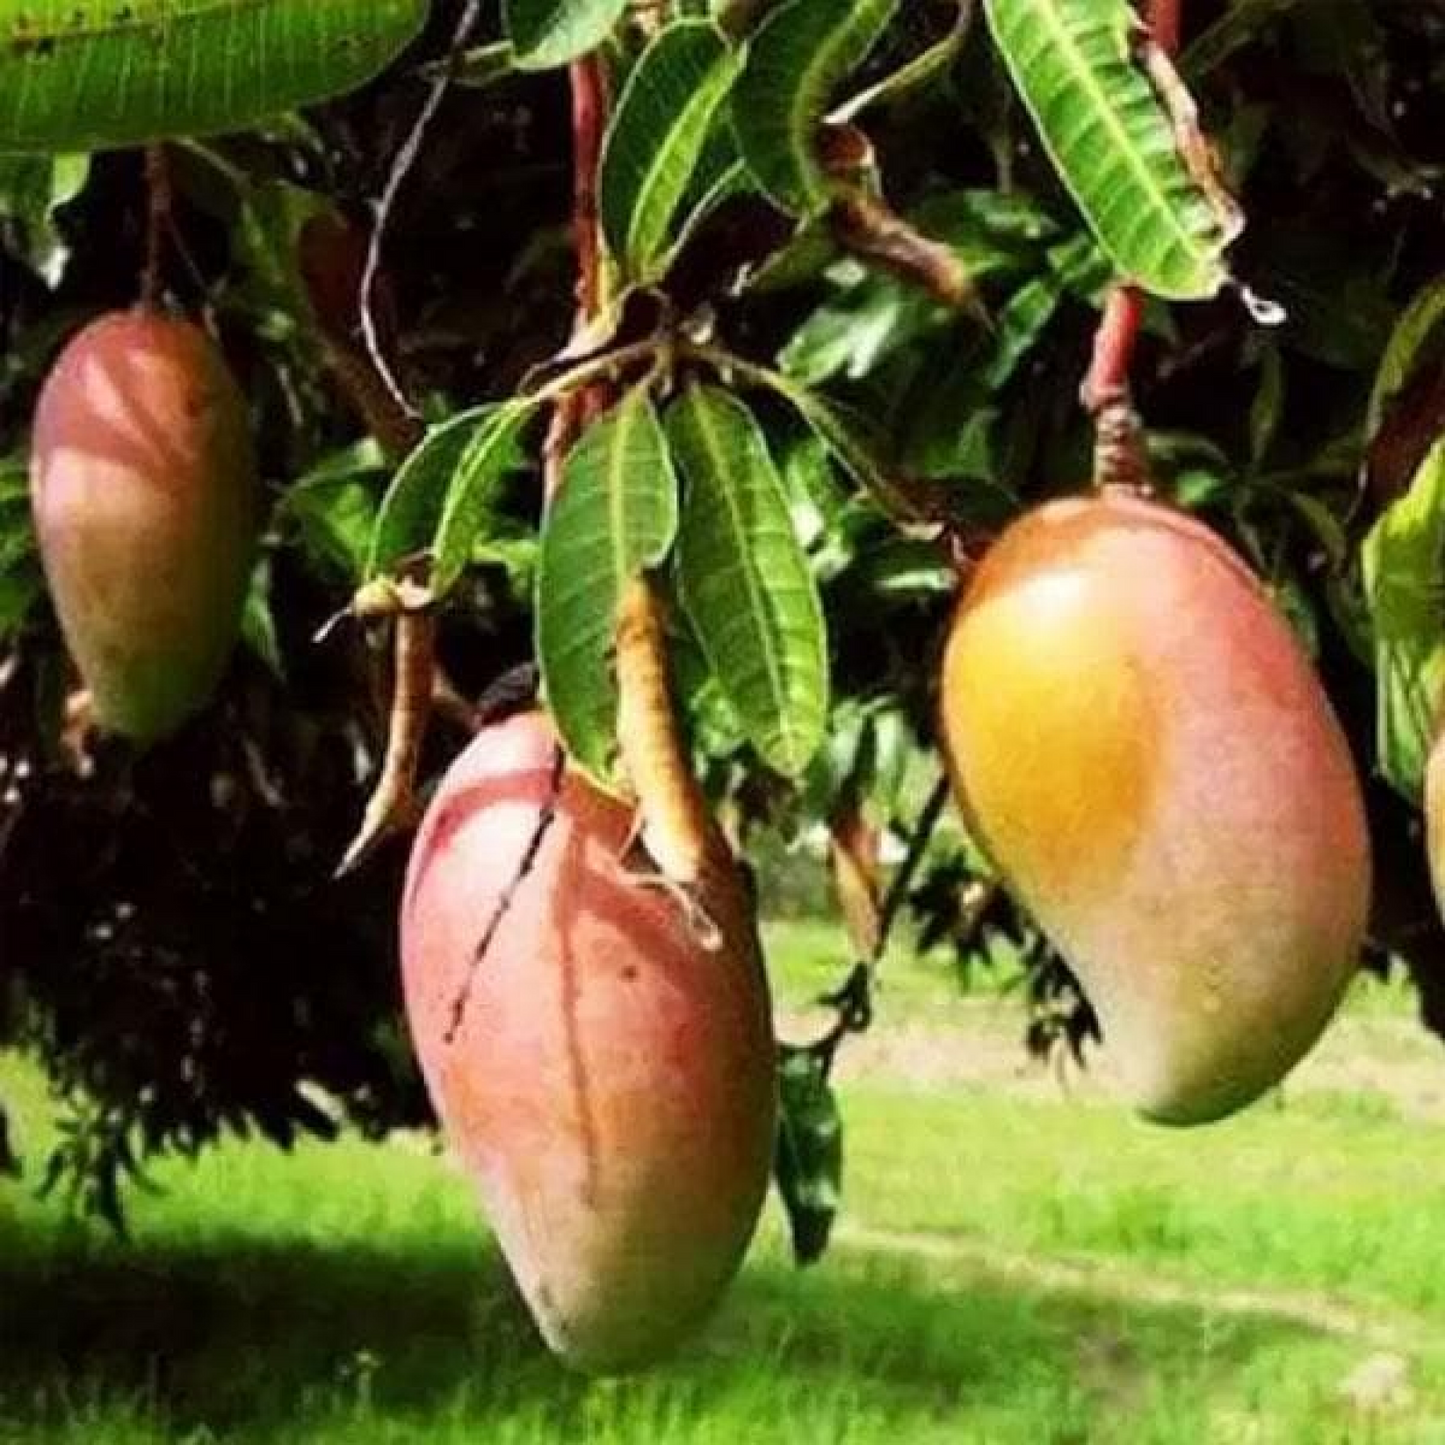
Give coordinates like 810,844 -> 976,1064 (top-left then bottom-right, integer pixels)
1081,0 -> 1183,493
1082,0 -> 1182,413
1081,286 -> 1146,415
1147,0 -> 1182,57
543,54 -> 613,501
570,56 -> 608,321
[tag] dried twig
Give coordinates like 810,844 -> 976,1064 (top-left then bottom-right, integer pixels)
335,605 -> 436,877
614,576 -> 723,949
359,0 -> 483,422
830,188 -> 985,318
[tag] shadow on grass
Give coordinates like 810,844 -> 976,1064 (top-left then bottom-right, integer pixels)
0,1210 -> 1343,1439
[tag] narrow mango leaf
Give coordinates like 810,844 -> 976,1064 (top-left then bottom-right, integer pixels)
667,385 -> 828,776
0,458 -> 39,638
536,390 -> 680,784
754,365 -> 949,526
657,126 -> 751,273
504,0 -> 628,70
0,2 -> 427,154
367,406 -> 509,580
1367,275 -> 1445,442
600,20 -> 745,281
774,1044 -> 843,1266
982,0 -> 1241,300
1363,440 -> 1445,801
431,400 -> 541,595
732,0 -> 900,215
0,562 -> 42,637
281,442 -> 386,585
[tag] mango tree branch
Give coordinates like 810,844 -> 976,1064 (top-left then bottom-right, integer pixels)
544,54 -> 612,501
1147,0 -> 1182,56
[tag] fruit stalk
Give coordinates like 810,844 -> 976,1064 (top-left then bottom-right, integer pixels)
1079,0 -> 1183,419
140,145 -> 170,312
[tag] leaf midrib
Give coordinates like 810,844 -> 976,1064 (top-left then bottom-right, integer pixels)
683,393 -> 804,765
625,28 -> 738,266
998,0 -> 1213,278
785,0 -> 894,207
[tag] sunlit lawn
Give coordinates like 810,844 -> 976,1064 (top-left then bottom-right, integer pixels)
3,921 -> 1445,1443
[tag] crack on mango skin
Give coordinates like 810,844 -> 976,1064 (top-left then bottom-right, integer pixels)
401,712 -> 776,1374
940,492 -> 1371,1127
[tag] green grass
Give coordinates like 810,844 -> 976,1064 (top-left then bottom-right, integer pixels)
3,922 -> 1444,1443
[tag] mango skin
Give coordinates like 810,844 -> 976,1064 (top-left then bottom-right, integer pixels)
400,712 -> 777,1373
940,492 -> 1371,1125
30,310 -> 258,743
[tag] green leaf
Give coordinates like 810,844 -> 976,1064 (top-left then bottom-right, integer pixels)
600,20 -> 745,281
774,1044 -> 843,1266
0,455 -> 27,507
982,0 -> 1241,300
504,0 -> 628,70
225,177 -> 335,342
1367,275 -> 1445,443
281,441 -> 386,584
0,458 -> 39,638
431,401 -> 541,596
781,190 -> 1065,387
754,365 -> 946,525
1363,440 -> 1445,801
0,152 -> 89,284
667,384 -> 828,776
241,558 -> 285,679
536,388 -> 680,784
367,406 -> 509,580
0,562 -> 42,639
0,2 -> 427,154
732,0 -> 900,215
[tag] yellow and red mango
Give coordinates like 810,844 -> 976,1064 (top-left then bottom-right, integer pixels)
400,711 -> 776,1373
940,492 -> 1371,1125
30,310 -> 258,743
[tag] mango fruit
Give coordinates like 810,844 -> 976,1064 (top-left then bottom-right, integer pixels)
400,711 -> 776,1372
939,491 -> 1371,1125
30,310 -> 258,743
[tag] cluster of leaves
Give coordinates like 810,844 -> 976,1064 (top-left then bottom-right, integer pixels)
0,0 -> 1444,1249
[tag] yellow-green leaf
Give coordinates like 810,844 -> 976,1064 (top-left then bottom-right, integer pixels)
982,0 -> 1241,300
0,1 -> 427,153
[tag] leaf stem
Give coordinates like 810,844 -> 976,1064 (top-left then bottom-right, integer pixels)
528,339 -> 662,407
1081,0 -> 1183,479
139,145 -> 170,312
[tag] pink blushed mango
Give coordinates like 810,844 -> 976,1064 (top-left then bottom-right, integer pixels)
940,492 -> 1371,1124
400,712 -> 776,1372
30,310 -> 258,743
